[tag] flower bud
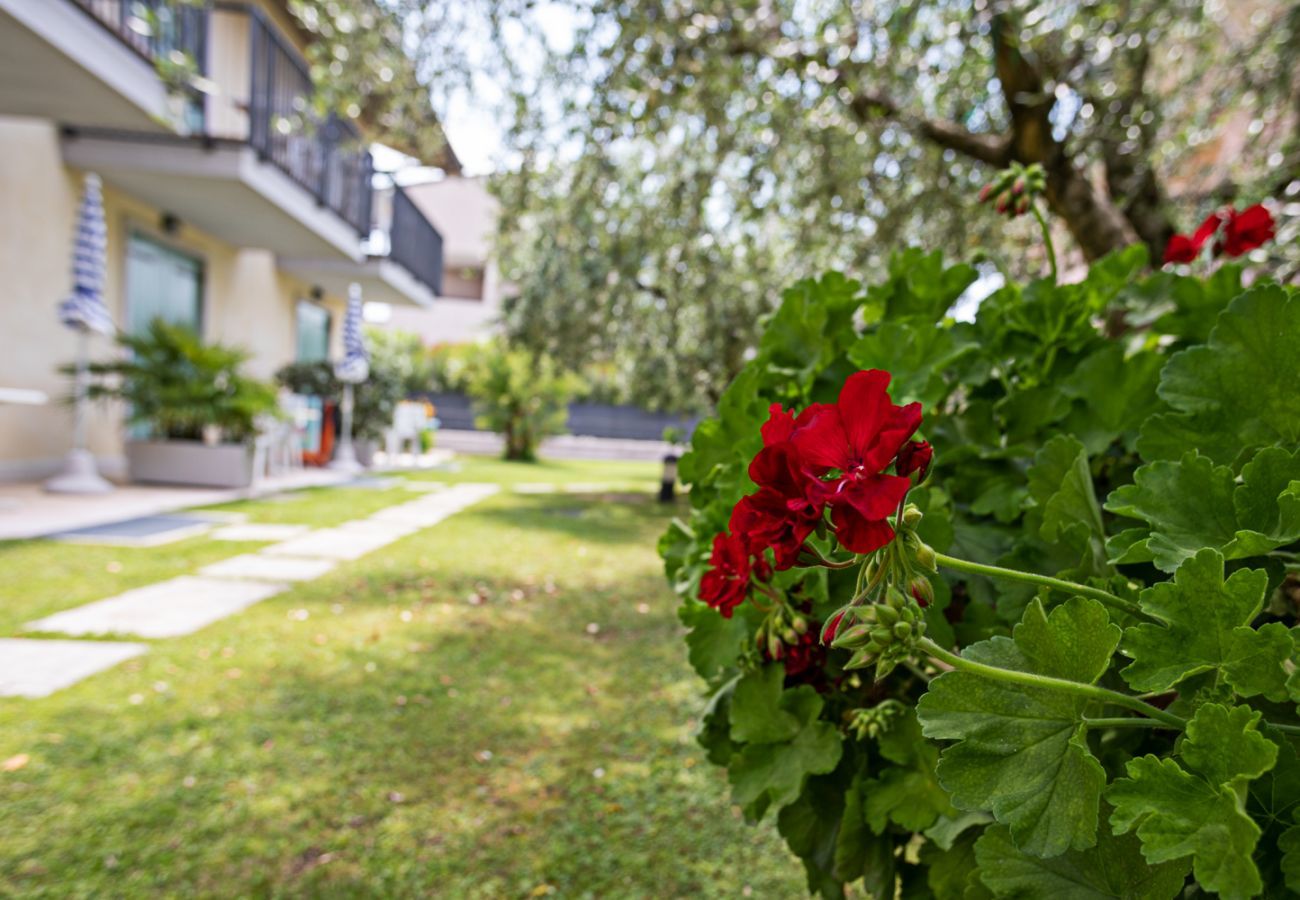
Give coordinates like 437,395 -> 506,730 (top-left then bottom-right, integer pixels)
901,504 -> 923,528
831,623 -> 872,649
913,541 -> 937,572
782,628 -> 798,644
995,191 -> 1011,214
1014,195 -> 1031,216
1012,177 -> 1026,195
791,616 -> 808,635
768,634 -> 783,659
875,604 -> 900,627
978,184 -> 993,203
870,626 -> 893,645
897,441 -> 932,481
893,621 -> 912,641
909,576 -> 934,608
845,647 -> 877,670
821,610 -> 846,644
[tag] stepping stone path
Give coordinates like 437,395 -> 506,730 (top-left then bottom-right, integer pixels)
2,482 -> 499,697
210,523 -> 311,542
25,576 -> 287,639
199,554 -> 337,582
0,639 -> 146,698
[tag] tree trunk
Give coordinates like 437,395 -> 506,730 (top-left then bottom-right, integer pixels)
1043,156 -> 1140,261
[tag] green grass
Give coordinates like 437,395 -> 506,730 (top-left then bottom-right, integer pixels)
0,461 -> 800,897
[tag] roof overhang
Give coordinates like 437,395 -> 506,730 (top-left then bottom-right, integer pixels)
278,257 -> 436,309
0,0 -> 171,131
61,131 -> 363,261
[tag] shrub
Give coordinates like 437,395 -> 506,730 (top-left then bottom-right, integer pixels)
660,246 -> 1300,898
85,319 -> 277,442
465,340 -> 579,461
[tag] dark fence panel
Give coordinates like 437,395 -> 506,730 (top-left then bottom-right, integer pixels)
419,392 -> 697,442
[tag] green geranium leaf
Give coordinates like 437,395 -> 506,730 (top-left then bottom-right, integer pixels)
1026,435 -> 1110,577
863,715 -> 957,836
974,817 -> 1188,899
680,598 -> 750,681
729,677 -> 842,815
1118,549 -> 1271,693
1060,343 -> 1164,454
847,320 -> 974,409
1279,825 -> 1300,893
1138,285 -> 1300,468
1105,448 -> 1300,572
1107,703 -> 1277,900
1223,622 -> 1294,702
917,597 -> 1120,856
922,830 -> 982,899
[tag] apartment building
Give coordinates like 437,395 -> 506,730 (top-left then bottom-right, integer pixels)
0,0 -> 447,480
383,175 -> 501,345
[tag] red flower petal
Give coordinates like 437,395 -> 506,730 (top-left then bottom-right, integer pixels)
837,370 -> 895,461
1163,234 -> 1199,265
831,504 -> 896,555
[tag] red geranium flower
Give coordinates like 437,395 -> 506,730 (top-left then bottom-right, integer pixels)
1219,204 -> 1274,257
773,630 -> 825,677
896,440 -> 933,480
738,406 -> 828,569
1164,211 -> 1223,264
792,370 -> 921,554
699,531 -> 754,618
1163,233 -> 1200,265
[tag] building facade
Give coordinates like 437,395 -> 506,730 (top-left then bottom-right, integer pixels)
382,175 -> 502,345
0,0 -> 446,481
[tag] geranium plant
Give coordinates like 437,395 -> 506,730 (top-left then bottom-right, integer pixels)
661,242 -> 1300,897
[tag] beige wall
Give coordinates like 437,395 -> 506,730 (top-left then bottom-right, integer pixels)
0,116 -> 328,480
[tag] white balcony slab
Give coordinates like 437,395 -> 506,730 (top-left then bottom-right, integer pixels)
26,576 -> 285,639
0,638 -> 148,698
199,554 -> 336,583
210,523 -> 311,542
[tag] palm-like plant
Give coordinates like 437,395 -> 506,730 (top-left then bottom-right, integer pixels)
83,319 -> 277,442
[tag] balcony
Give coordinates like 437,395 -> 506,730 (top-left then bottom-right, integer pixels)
0,0 -> 181,129
281,184 -> 444,309
59,1 -> 375,260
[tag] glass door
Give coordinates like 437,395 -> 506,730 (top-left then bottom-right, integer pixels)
125,234 -> 203,336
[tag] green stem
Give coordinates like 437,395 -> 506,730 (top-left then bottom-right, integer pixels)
1031,203 -> 1058,283
918,637 -> 1186,729
934,552 -> 1158,625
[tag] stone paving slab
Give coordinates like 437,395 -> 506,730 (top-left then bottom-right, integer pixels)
199,554 -> 337,582
0,639 -> 148,698
26,576 -> 286,639
260,527 -> 404,560
210,523 -> 311,542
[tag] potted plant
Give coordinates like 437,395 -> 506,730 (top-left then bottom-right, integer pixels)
85,319 -> 278,488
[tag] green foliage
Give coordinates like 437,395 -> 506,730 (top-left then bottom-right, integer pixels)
275,327 -> 424,441
84,319 -> 277,443
661,249 -> 1300,897
464,340 -> 580,461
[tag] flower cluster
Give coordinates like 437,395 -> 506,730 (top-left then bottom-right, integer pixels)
976,162 -> 1046,219
698,370 -> 928,620
1163,203 -> 1275,264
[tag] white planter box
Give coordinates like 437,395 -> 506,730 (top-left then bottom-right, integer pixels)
126,440 -> 255,489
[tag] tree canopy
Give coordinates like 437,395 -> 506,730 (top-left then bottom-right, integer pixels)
292,1 -> 1300,412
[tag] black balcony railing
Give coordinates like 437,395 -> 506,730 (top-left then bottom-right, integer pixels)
243,4 -> 373,236
70,0 -> 208,66
389,187 -> 444,296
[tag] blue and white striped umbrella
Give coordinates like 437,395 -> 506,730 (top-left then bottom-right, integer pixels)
334,283 -> 369,383
57,173 -> 115,336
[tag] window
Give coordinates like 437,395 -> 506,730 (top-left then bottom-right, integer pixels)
295,301 -> 332,362
125,234 -> 203,335
443,266 -> 485,301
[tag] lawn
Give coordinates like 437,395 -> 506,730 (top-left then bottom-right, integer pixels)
0,460 -> 803,897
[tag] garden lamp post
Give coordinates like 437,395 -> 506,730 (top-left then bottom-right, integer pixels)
330,283 -> 369,473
